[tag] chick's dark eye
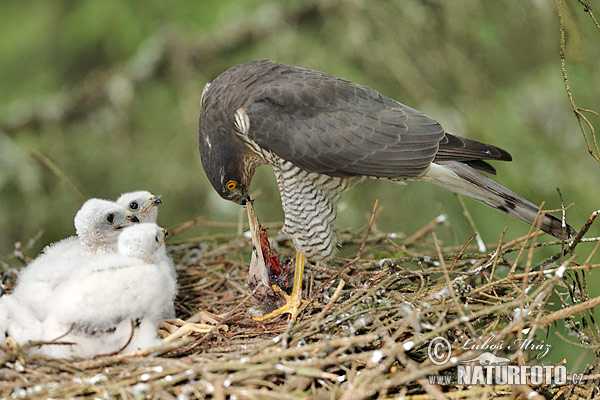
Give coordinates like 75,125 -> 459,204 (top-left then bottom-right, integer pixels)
129,202 -> 139,210
106,214 -> 115,224
155,235 -> 159,243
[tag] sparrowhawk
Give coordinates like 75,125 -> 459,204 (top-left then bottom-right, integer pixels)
198,60 -> 574,319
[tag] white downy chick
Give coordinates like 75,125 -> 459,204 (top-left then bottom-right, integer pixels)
73,198 -> 140,252
38,223 -> 176,359
117,191 -> 162,223
118,221 -> 177,284
116,192 -> 176,283
12,199 -> 138,320
117,223 -> 177,318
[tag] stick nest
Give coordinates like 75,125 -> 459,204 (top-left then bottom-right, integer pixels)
1,211 -> 600,399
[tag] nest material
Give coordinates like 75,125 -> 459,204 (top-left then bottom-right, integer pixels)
1,211 -> 600,399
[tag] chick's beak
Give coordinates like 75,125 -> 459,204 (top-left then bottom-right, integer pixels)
141,194 -> 162,213
159,227 -> 169,244
114,211 -> 138,230
126,211 -> 140,223
150,194 -> 162,205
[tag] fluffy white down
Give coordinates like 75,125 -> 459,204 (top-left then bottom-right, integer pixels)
36,223 -> 176,359
12,199 -> 133,320
0,295 -> 42,345
74,198 -> 134,252
118,223 -> 177,290
39,260 -> 166,359
5,201 -> 176,359
116,191 -> 161,223
119,223 -> 177,318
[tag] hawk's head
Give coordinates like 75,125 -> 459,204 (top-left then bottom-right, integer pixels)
198,82 -> 257,206
198,126 -> 255,205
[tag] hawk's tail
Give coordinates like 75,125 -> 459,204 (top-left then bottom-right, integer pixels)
422,161 -> 575,239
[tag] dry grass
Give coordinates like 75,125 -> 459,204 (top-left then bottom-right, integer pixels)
1,210 -> 600,399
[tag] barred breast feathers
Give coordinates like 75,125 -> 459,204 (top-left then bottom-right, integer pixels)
272,158 -> 349,261
235,129 -> 349,261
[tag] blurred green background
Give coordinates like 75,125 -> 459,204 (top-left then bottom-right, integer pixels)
2,0 -> 599,253
1,0 -> 599,367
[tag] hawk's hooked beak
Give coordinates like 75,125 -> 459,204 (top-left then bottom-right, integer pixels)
238,194 -> 251,206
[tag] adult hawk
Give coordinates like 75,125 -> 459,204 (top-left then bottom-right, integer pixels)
198,60 -> 574,319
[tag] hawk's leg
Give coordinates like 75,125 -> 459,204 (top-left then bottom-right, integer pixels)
253,251 -> 306,321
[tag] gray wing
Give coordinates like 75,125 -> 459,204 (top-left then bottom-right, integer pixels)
244,71 -> 445,178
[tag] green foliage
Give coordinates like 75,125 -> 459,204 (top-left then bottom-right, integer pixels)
1,0 -> 599,260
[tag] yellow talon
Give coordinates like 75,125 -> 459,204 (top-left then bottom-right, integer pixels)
253,251 -> 306,321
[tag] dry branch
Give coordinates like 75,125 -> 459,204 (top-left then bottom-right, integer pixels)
556,0 -> 600,162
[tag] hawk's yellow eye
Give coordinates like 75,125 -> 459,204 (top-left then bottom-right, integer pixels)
226,181 -> 237,190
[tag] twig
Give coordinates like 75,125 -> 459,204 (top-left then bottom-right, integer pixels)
557,187 -> 567,265
313,278 -> 346,323
28,149 -> 86,203
509,204 -> 545,275
168,217 -> 206,236
193,287 -> 259,347
538,295 -> 600,327
512,384 -> 545,400
488,228 -> 507,282
577,0 -> 600,31
457,195 -> 486,252
556,0 -> 600,162
521,207 -> 544,296
167,217 -> 282,236
449,232 -> 476,272
95,319 -> 136,358
432,232 -> 479,339
299,200 -> 379,316
539,208 -> 599,266
403,214 -> 446,245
